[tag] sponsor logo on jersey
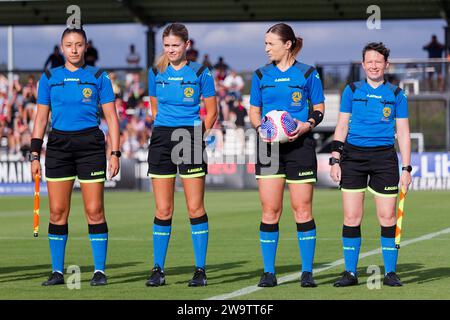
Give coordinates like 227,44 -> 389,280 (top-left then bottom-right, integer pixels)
83,88 -> 93,98
292,91 -> 302,103
64,78 -> 80,82
187,167 -> 203,174
168,77 -> 183,81
184,87 -> 194,98
367,94 -> 382,99
275,77 -> 290,82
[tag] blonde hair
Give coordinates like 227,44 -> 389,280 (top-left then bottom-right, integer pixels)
156,23 -> 189,73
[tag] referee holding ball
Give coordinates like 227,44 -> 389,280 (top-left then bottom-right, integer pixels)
330,42 -> 411,287
145,23 -> 217,287
31,27 -> 120,286
249,23 -> 325,288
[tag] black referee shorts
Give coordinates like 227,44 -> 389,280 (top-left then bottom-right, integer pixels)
45,127 -> 106,183
340,143 -> 399,197
147,126 -> 207,178
255,132 -> 317,183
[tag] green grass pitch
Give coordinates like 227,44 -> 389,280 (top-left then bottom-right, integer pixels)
1,189 -> 449,300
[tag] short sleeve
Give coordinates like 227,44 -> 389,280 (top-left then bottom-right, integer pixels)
340,85 -> 353,113
148,68 -> 157,97
395,90 -> 408,118
36,73 -> 50,106
98,72 -> 115,105
249,72 -> 262,107
306,69 -> 325,105
199,67 -> 216,98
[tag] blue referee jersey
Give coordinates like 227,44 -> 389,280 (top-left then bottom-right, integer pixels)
37,65 -> 115,131
340,80 -> 408,147
148,61 -> 216,127
250,61 -> 325,122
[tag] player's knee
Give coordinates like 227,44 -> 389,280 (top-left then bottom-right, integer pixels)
344,214 -> 363,226
155,205 -> 173,220
85,204 -> 105,224
186,204 -> 205,217
262,207 -> 282,223
378,212 -> 396,226
292,204 -> 312,222
49,204 -> 69,222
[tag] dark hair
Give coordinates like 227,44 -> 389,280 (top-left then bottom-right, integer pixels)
266,23 -> 303,58
61,27 -> 87,43
156,23 -> 189,72
362,42 -> 390,62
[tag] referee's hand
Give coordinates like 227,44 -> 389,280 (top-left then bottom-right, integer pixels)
330,164 -> 341,183
108,155 -> 120,180
31,158 -> 41,181
288,120 -> 310,142
400,170 -> 411,193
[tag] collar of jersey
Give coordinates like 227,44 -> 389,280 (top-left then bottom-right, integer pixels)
62,63 -> 87,74
271,59 -> 298,74
168,61 -> 189,73
364,78 -> 387,90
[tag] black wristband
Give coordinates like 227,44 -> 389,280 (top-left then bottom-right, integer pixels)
30,138 -> 43,154
331,140 -> 344,154
310,110 -> 323,126
255,125 -> 261,132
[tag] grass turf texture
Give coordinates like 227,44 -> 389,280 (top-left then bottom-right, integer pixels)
0,190 -> 449,300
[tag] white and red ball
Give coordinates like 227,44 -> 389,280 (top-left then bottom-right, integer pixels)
260,110 -> 298,143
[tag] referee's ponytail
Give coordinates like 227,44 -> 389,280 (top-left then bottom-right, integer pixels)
267,23 -> 303,58
156,23 -> 189,73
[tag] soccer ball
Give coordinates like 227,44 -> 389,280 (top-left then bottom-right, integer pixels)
260,110 -> 298,143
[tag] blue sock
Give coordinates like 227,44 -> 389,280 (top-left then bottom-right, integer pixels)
342,225 -> 361,275
153,217 -> 172,270
190,214 -> 209,269
48,223 -> 68,274
297,219 -> 317,273
260,222 -> 279,274
88,223 -> 108,273
381,225 -> 398,274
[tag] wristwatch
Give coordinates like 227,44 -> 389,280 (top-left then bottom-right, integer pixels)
329,157 -> 340,166
307,120 -> 314,130
111,150 -> 122,158
402,165 -> 412,173
28,153 -> 40,162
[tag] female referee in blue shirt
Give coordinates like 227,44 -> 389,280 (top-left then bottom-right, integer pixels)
145,23 -> 217,287
330,42 -> 411,287
31,27 -> 120,287
249,23 -> 325,288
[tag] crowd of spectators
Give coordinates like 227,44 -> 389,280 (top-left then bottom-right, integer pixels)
0,39 -> 248,161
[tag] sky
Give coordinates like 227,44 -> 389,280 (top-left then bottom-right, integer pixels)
0,19 -> 447,72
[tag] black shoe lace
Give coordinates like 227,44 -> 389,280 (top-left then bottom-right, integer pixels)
193,269 -> 205,280
93,272 -> 104,281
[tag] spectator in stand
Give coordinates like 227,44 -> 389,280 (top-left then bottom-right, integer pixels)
186,39 -> 199,62
126,44 -> 141,67
201,54 -> 213,69
125,73 -> 145,109
22,74 -> 38,126
44,46 -> 65,70
230,98 -> 248,154
223,70 -> 244,99
109,72 -> 122,98
213,56 -> 229,73
85,40 -> 99,66
423,34 -> 445,91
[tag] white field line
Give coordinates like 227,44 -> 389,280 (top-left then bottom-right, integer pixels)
206,227 -> 450,300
